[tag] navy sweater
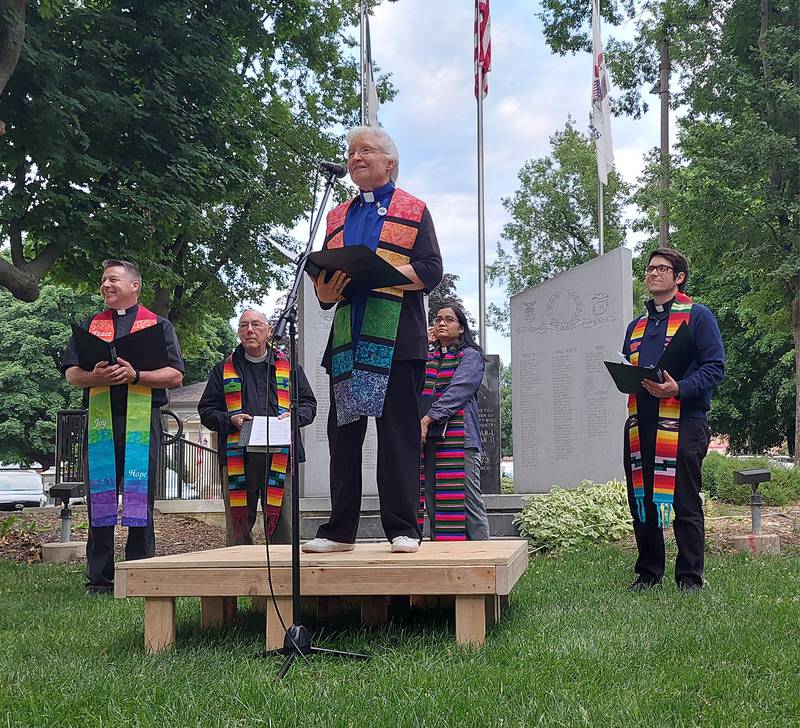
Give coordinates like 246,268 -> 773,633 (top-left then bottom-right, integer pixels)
622,297 -> 725,422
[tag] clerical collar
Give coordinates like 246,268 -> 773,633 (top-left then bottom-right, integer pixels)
114,304 -> 138,316
244,350 -> 270,363
359,181 -> 394,208
647,297 -> 674,316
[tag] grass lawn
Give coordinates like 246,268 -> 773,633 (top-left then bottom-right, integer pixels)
1,545 -> 799,727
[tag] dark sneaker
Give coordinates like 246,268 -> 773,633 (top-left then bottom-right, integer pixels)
677,581 -> 704,593
628,579 -> 661,592
85,585 -> 113,596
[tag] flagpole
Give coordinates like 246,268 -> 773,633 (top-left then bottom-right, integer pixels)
359,0 -> 366,126
477,59 -> 487,349
598,181 -> 605,255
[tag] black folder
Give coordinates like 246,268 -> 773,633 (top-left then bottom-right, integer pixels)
605,322 -> 695,395
70,322 -> 169,371
305,246 -> 412,289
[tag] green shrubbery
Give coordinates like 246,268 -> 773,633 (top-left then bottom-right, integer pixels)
702,452 -> 800,506
514,480 -> 632,552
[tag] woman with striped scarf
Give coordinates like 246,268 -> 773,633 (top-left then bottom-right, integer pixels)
419,304 -> 491,541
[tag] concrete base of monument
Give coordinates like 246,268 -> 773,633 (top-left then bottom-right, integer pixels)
732,533 -> 781,556
299,494 -> 526,539
41,541 -> 86,563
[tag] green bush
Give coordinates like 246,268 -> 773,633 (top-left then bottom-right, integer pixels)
514,480 -> 632,553
703,452 -> 800,505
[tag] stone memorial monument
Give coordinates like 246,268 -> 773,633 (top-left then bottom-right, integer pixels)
510,246 -> 632,493
478,354 -> 501,495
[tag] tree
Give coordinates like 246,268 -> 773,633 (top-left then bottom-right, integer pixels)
0,284 -> 98,468
487,119 -> 628,334
0,1 -> 382,323
499,360 -> 512,457
181,315 -> 239,387
427,273 -> 475,327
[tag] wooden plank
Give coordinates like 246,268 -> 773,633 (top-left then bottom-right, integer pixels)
223,596 -> 237,624
455,595 -> 486,648
361,596 -> 390,628
200,597 -> 225,629
495,542 -> 529,595
265,596 -> 292,651
124,566 -> 496,597
485,594 -> 501,626
144,597 -> 175,653
251,596 -> 267,613
113,567 -> 127,599
115,541 -> 526,570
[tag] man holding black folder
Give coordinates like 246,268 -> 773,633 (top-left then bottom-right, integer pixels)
302,125 -> 443,554
621,249 -> 724,592
61,260 -> 184,595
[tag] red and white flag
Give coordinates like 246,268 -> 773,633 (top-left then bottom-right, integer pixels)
591,0 -> 614,185
474,0 -> 491,99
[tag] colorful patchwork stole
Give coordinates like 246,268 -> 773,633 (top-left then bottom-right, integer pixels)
223,350 -> 290,542
418,346 -> 467,541
87,306 -> 157,528
324,188 -> 426,425
626,292 -> 693,528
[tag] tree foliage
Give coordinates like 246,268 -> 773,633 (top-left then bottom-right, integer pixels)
427,272 -> 475,327
0,0 -> 378,325
487,119 -> 628,334
0,284 -> 98,468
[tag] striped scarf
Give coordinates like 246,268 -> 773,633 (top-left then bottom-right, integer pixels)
324,188 -> 425,425
627,292 -> 693,528
86,305 -> 157,528
418,346 -> 467,541
223,350 -> 290,543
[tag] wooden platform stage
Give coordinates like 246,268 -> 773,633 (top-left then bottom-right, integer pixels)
115,539 -> 528,653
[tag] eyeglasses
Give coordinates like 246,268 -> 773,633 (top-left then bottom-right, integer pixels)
238,321 -> 266,331
347,145 -> 383,159
645,264 -> 675,275
434,316 -> 458,325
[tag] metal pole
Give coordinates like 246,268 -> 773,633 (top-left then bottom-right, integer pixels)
477,58 -> 487,349
598,181 -> 605,255
658,34 -> 671,247
359,0 -> 366,126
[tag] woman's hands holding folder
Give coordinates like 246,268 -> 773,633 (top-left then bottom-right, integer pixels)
642,370 -> 680,398
315,269 -> 351,303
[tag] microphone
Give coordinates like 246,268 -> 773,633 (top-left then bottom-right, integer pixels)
318,160 -> 347,178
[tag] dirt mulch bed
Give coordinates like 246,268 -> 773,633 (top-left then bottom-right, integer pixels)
705,505 -> 800,554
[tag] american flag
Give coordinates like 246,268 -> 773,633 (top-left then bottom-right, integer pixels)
474,0 -> 491,99
591,0 -> 614,185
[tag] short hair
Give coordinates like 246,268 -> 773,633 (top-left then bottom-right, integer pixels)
102,259 -> 142,284
648,248 -> 689,292
238,308 -> 269,325
346,125 -> 399,183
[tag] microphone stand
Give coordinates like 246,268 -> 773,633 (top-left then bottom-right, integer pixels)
270,168 -> 370,678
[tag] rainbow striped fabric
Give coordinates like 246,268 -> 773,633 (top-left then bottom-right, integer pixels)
324,189 -> 425,425
418,346 -> 467,541
223,351 -> 290,543
86,306 -> 157,528
627,292 -> 693,528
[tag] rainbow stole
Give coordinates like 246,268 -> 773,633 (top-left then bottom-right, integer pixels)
86,306 -> 157,528
223,351 -> 290,542
324,188 -> 425,425
418,347 -> 467,541
627,292 -> 693,528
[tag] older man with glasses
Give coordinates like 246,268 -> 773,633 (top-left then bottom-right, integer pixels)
621,248 -> 725,593
199,309 -> 316,545
302,125 -> 443,554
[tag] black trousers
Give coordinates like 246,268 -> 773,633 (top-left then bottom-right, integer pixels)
623,416 -> 711,586
316,360 -> 425,544
86,408 -> 161,589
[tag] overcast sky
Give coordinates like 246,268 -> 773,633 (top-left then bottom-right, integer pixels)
265,0 -> 668,364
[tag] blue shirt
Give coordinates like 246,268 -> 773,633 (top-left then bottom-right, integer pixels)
343,180 -> 396,344
622,297 -> 725,421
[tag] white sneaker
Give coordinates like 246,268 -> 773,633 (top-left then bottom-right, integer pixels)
301,538 -> 355,553
391,536 -> 420,553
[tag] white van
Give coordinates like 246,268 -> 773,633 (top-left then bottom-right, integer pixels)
0,469 -> 47,510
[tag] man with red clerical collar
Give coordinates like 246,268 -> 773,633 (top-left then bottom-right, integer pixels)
198,308 -> 316,545
622,248 -> 724,592
302,125 -> 443,555
62,259 -> 184,595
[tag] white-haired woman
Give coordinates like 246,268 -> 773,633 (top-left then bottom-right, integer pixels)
303,125 -> 443,555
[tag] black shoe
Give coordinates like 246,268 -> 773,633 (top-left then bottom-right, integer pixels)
85,585 -> 113,596
677,581 -> 704,593
628,579 -> 661,592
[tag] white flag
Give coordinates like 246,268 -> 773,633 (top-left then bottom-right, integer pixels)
365,14 -> 380,126
591,0 -> 614,185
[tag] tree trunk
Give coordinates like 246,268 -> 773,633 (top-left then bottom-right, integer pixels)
0,0 -> 25,97
0,257 -> 41,301
658,34 -> 671,248
793,275 -> 800,465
